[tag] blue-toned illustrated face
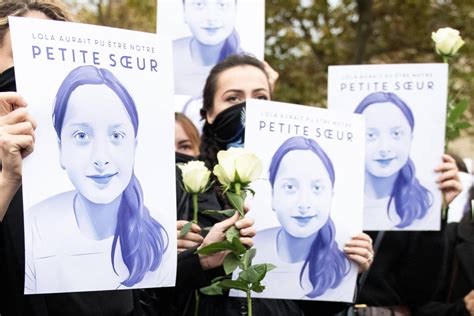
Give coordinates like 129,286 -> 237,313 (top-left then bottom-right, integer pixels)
183,0 -> 236,46
272,150 -> 333,238
363,102 -> 412,178
59,84 -> 136,204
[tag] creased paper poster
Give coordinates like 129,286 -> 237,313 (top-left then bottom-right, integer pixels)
231,99 -> 365,302
9,17 -> 177,294
157,0 -> 265,131
328,64 -> 448,231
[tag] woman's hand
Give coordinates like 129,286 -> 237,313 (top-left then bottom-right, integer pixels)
344,233 -> 374,273
198,211 -> 256,270
176,220 -> 203,253
464,290 -> 474,316
435,154 -> 463,205
0,92 -> 36,221
262,60 -> 279,93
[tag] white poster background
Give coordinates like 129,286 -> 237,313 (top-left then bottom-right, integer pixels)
328,64 -> 448,231
10,17 -> 177,294
230,99 -> 365,302
158,0 -> 265,124
157,0 -> 265,60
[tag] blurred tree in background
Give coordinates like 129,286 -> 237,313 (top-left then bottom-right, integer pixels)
65,0 -> 473,150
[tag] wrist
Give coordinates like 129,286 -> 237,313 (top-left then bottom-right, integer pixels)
0,175 -> 21,222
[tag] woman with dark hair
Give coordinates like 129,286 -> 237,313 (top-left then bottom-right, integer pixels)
354,91 -> 433,229
173,0 -> 243,96
175,53 -> 375,315
253,136 -> 351,299
25,65 -> 169,293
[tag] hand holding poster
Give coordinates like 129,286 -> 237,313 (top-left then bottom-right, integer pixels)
328,64 -> 448,231
9,17 -> 177,294
231,99 -> 365,302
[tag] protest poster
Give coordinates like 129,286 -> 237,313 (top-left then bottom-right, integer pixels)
10,17 -> 177,294
328,64 -> 448,231
231,99 -> 365,302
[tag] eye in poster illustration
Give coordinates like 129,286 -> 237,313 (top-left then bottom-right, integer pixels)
230,99 -> 365,302
9,17 -> 177,294
157,0 -> 265,130
328,64 -> 448,231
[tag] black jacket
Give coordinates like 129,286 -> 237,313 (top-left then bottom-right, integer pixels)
415,217 -> 473,316
357,229 -> 446,308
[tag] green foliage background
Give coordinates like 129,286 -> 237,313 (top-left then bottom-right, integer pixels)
65,0 -> 473,151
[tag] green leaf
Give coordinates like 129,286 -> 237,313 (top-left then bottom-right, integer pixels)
226,226 -> 240,243
226,191 -> 244,217
454,121 -> 471,129
265,263 -> 277,272
199,282 -> 224,296
251,283 -> 265,293
243,248 -> 257,268
196,240 -> 234,255
239,263 -> 276,284
223,253 -> 241,275
447,99 -> 468,122
231,236 -> 247,255
239,265 -> 266,284
219,279 -> 249,292
202,209 -> 237,217
179,221 -> 192,238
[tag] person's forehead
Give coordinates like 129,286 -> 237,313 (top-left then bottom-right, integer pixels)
217,66 -> 268,91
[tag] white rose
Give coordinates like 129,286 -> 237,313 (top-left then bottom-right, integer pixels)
213,148 -> 262,187
178,160 -> 211,193
432,27 -> 465,57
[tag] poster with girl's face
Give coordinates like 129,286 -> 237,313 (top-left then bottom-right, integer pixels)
230,99 -> 365,302
328,64 -> 448,231
157,0 -> 265,114
9,17 -> 177,294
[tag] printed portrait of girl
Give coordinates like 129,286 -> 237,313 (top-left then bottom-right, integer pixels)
354,91 -> 433,230
253,136 -> 350,300
24,65 -> 169,294
173,0 -> 244,96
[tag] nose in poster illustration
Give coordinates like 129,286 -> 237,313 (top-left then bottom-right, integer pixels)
157,0 -> 265,130
9,17 -> 177,294
328,64 -> 448,231
230,99 -> 365,302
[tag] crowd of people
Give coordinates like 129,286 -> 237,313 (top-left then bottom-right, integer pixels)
0,1 -> 472,316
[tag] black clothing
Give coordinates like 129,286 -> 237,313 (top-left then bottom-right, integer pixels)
415,218 -> 474,316
0,67 -> 140,316
173,155 -> 348,316
357,230 -> 446,308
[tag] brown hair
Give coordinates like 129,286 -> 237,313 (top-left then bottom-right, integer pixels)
200,53 -> 269,121
200,54 -> 270,168
0,0 -> 72,47
175,112 -> 200,156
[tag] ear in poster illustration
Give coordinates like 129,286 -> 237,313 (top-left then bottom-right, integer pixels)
157,0 -> 265,97
328,64 -> 448,231
230,99 -> 365,302
9,17 -> 177,294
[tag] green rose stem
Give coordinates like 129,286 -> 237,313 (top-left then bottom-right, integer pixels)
441,54 -> 449,219
232,182 -> 252,316
192,193 -> 200,316
192,194 -> 199,224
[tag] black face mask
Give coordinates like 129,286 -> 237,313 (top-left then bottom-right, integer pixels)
209,102 -> 246,149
